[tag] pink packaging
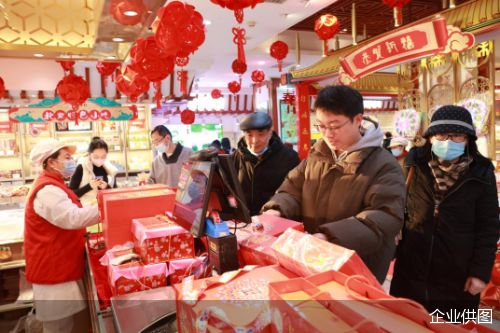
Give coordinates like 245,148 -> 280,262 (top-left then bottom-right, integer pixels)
108,261 -> 168,296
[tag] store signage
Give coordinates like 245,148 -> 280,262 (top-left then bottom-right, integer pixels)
339,17 -> 475,84
8,96 -> 136,123
296,83 -> 311,160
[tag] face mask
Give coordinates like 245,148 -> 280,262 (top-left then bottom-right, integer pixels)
391,148 -> 402,157
431,140 -> 466,161
188,182 -> 202,199
91,158 -> 105,167
155,143 -> 167,154
55,160 -> 77,178
248,146 -> 268,157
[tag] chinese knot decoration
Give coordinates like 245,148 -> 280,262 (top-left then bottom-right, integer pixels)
270,40 -> 288,72
57,60 -> 75,74
180,108 -> 195,124
383,0 -> 410,27
228,81 -> 241,95
177,70 -> 188,95
251,70 -> 265,92
314,14 -> 340,56
232,27 -> 247,71
155,1 -> 205,59
96,61 -> 121,86
209,0 -> 264,24
110,0 -> 145,26
115,63 -> 150,103
283,91 -> 296,113
56,73 -> 90,112
0,77 -> 5,99
211,89 -> 222,99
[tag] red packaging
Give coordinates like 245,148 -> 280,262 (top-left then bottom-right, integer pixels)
168,256 -> 210,285
174,265 -> 297,333
271,228 -> 381,288
132,217 -> 195,264
101,187 -> 176,248
239,233 -> 278,266
108,260 -> 167,296
237,214 -> 304,238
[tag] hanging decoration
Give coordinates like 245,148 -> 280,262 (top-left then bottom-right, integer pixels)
232,27 -> 247,72
96,61 -> 121,86
228,81 -> 241,95
0,77 -> 5,99
57,60 -> 75,74
209,0 -> 264,24
155,1 -> 205,59
270,40 -> 288,72
251,70 -> 265,92
314,14 -> 340,56
177,70 -> 188,96
231,59 -> 247,76
175,51 -> 190,67
383,0 -> 410,27
394,108 -> 420,138
115,64 -> 150,103
130,36 -> 174,108
180,108 -> 195,124
56,73 -> 90,112
282,91 -> 296,113
110,0 -> 146,26
211,89 -> 222,99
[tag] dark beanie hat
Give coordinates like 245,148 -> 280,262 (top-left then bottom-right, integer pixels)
423,105 -> 476,139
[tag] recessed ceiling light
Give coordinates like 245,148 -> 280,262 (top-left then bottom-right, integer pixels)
124,10 -> 138,17
112,37 -> 125,42
106,56 -> 117,59
34,53 -> 44,57
258,61 -> 265,65
342,28 -> 348,32
203,20 -> 212,25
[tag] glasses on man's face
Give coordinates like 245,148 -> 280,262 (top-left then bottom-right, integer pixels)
313,119 -> 350,133
434,133 -> 467,143
151,136 -> 165,146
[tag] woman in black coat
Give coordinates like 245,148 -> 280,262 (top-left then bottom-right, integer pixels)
390,105 -> 499,317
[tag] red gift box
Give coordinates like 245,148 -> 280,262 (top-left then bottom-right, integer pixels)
168,256 -> 210,285
108,260 -> 167,296
174,265 -> 297,333
271,228 -> 381,288
132,217 -> 195,264
237,215 -> 304,239
101,187 -> 176,248
239,233 -> 278,266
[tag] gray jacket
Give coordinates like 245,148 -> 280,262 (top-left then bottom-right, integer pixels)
150,144 -> 192,188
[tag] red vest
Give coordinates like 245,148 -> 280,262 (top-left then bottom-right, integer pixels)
25,171 -> 86,284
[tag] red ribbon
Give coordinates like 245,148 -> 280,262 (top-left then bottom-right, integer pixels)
232,27 -> 247,64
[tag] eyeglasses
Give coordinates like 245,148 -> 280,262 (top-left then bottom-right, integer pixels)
151,136 -> 165,146
434,133 -> 467,143
313,119 -> 350,133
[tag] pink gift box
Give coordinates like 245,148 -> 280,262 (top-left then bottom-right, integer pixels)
239,233 -> 278,266
132,217 -> 195,264
108,262 -> 167,296
168,256 -> 211,285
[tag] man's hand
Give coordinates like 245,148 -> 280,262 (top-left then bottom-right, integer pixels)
312,233 -> 328,241
464,277 -> 486,295
262,209 -> 281,217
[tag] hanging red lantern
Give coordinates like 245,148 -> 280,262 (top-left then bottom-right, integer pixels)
56,73 -> 90,111
211,89 -> 222,99
314,14 -> 340,56
0,77 -> 5,99
270,41 -> 288,72
155,1 -> 205,58
383,0 -> 410,27
231,59 -> 247,75
180,108 -> 195,124
57,60 -> 75,74
96,61 -> 121,86
210,0 -> 264,24
251,70 -> 265,84
110,0 -> 145,26
228,81 -> 241,95
115,64 -> 150,103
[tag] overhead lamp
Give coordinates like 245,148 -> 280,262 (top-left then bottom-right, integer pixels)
124,10 -> 138,16
203,20 -> 212,25
112,37 -> 125,42
106,55 -> 117,59
258,61 -> 265,65
34,53 -> 44,57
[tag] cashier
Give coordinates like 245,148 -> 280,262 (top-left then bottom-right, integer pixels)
25,139 -> 99,333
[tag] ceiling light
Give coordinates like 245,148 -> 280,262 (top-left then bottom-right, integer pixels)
34,53 -> 44,57
124,10 -> 138,16
258,61 -> 265,65
112,37 -> 125,42
106,56 -> 117,60
342,28 -> 348,32
203,20 -> 212,25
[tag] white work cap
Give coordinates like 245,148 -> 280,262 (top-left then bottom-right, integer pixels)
388,137 -> 409,148
30,139 -> 76,165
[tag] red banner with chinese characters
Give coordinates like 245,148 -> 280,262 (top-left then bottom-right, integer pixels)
295,83 -> 310,160
340,17 -> 449,81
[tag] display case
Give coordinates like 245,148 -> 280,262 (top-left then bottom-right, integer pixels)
0,109 -> 22,181
125,106 -> 152,174
97,121 -> 127,173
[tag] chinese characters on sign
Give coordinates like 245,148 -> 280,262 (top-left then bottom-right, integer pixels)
430,308 -> 492,325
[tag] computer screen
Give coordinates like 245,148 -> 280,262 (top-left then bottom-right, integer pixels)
172,160 -> 214,237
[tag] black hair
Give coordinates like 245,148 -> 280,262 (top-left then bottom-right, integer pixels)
42,150 -> 62,169
151,125 -> 172,138
314,85 -> 364,120
221,138 -> 231,151
211,140 -> 222,149
88,136 -> 108,153
385,132 -> 393,138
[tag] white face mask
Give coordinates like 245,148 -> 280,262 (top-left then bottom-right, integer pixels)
248,146 -> 268,157
91,158 -> 106,167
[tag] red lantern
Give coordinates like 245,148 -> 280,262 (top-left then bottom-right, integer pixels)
211,89 -> 222,99
228,81 -> 241,95
56,73 -> 90,111
115,64 -> 150,103
155,1 -> 205,58
0,77 -> 4,99
314,14 -> 340,56
270,41 -> 288,72
210,0 -> 264,24
110,0 -> 145,26
180,108 -> 195,124
96,61 -> 121,86
231,59 -> 247,75
383,0 -> 410,27
251,70 -> 265,84
57,60 -> 75,74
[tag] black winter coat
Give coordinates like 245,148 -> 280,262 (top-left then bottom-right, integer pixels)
391,146 -> 499,314
233,133 -> 300,215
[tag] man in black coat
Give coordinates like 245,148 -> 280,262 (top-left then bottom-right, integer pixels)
233,112 -> 300,216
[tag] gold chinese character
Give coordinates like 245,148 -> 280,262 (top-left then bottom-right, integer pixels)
385,41 -> 398,54
401,35 -> 415,50
302,129 -> 309,135
372,45 -> 383,60
362,52 -> 372,65
301,113 -> 308,119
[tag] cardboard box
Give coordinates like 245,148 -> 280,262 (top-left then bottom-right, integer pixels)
132,217 -> 195,264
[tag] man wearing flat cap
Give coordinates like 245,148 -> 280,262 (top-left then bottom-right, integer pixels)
233,112 -> 300,215
25,139 -> 99,332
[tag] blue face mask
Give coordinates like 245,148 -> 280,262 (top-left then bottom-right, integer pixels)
248,146 -> 268,157
391,148 -> 402,157
431,140 -> 466,161
55,160 -> 77,178
188,182 -> 202,200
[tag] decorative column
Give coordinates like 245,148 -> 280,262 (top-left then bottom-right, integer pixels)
295,82 -> 311,160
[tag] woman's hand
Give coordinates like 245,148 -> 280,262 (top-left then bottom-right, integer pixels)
98,181 -> 108,190
89,179 -> 101,190
464,277 -> 486,295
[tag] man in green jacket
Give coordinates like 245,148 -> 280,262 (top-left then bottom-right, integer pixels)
262,85 -> 405,283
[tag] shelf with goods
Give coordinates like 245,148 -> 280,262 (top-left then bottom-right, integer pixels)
0,109 -> 23,182
125,105 -> 152,175
97,120 -> 127,174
